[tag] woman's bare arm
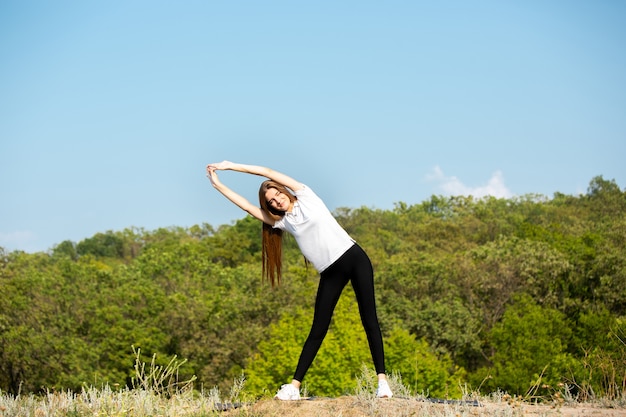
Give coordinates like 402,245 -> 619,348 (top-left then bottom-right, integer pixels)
206,165 -> 275,225
207,160 -> 304,192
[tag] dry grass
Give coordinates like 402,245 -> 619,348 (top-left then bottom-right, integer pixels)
1,354 -> 624,417
0,385 -> 217,417
2,390 -> 625,417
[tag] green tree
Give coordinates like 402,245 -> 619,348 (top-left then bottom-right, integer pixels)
385,327 -> 466,398
51,240 -> 78,260
76,231 -> 125,258
571,307 -> 626,399
477,295 -> 578,395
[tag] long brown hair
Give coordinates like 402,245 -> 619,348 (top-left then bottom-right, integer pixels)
258,180 -> 297,286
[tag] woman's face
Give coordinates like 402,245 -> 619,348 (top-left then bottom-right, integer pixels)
264,188 -> 292,212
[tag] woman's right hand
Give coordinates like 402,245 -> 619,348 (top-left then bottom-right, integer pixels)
206,166 -> 223,189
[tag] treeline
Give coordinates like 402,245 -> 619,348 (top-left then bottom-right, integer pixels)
1,176 -> 624,399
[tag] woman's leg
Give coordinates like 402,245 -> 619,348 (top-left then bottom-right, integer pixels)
292,263 -> 349,382
349,245 -> 386,375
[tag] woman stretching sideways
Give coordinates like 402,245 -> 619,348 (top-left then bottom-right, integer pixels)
206,161 -> 392,400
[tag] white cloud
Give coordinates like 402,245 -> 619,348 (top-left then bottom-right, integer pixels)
0,230 -> 37,252
425,166 -> 513,198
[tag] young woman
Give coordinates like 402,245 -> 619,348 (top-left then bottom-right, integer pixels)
206,160 -> 392,400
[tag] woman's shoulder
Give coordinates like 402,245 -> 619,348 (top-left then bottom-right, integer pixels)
295,184 -> 318,199
295,184 -> 330,209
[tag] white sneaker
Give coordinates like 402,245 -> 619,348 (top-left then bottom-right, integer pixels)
376,380 -> 393,398
274,383 -> 301,400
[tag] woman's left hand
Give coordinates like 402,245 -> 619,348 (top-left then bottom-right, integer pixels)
206,166 -> 222,188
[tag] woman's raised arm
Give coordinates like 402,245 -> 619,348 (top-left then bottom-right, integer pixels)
207,160 -> 303,192
206,165 -> 275,224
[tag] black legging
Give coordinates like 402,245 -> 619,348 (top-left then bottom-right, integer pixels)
293,243 -> 386,382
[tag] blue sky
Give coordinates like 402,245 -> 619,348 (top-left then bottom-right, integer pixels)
1,1 -> 625,253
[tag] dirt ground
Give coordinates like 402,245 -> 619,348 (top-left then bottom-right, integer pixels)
223,396 -> 626,417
